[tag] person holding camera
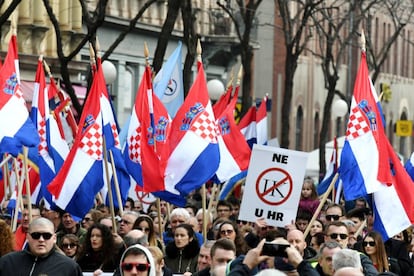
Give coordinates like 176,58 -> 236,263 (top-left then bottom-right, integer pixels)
226,239 -> 319,276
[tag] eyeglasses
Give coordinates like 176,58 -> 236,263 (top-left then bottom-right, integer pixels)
83,217 -> 92,222
328,233 -> 348,240
237,220 -> 248,225
62,243 -> 77,249
220,229 -> 234,235
120,219 -> 132,225
363,241 -> 376,247
325,215 -> 340,221
30,232 -> 53,240
137,227 -> 150,233
121,262 -> 150,272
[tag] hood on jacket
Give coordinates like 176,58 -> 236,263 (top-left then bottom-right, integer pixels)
119,244 -> 155,276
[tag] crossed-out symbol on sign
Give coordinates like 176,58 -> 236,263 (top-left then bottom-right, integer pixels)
255,167 -> 293,206
136,191 -> 156,205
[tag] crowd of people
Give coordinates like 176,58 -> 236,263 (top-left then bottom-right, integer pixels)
0,178 -> 414,275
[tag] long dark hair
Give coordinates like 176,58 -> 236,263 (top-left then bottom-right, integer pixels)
133,215 -> 157,247
216,220 -> 248,256
77,223 -> 114,265
362,231 -> 389,272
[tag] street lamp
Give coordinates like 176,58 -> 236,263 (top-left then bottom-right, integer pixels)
207,79 -> 225,101
102,60 -> 117,85
332,99 -> 348,117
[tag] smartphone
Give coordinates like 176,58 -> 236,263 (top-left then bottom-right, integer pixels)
261,243 -> 289,257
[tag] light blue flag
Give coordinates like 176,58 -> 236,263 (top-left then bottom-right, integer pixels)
153,41 -> 184,118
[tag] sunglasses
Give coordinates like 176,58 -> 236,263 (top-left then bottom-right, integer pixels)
220,229 -> 234,235
329,233 -> 348,240
325,215 -> 340,221
83,217 -> 92,222
121,262 -> 150,272
137,227 -> 150,233
62,243 -> 77,249
363,241 -> 376,247
30,232 -> 53,240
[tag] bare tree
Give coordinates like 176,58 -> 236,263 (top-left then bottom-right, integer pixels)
0,0 -> 21,28
217,0 -> 263,116
276,0 -> 323,149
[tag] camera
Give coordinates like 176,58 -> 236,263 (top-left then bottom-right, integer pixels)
261,243 -> 289,257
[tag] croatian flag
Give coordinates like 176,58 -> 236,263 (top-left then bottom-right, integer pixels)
339,51 -> 391,200
238,106 -> 257,148
48,62 -> 105,218
165,60 -> 220,195
124,65 -> 171,193
153,41 -> 184,118
405,152 -> 414,181
372,140 -> 414,240
213,84 -> 232,117
30,57 -> 69,207
0,34 -> 39,156
256,96 -> 268,145
98,58 -> 130,208
317,137 -> 339,196
215,88 -> 251,183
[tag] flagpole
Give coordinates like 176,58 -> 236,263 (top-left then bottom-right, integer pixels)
201,184 -> 207,243
304,172 -> 339,239
156,198 -> 163,244
22,147 -> 33,223
12,158 -> 23,232
0,154 -> 12,168
108,149 -> 124,216
102,136 -> 118,233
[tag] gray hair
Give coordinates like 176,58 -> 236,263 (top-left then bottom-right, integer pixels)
170,208 -> 190,221
332,249 -> 362,271
196,208 -> 213,222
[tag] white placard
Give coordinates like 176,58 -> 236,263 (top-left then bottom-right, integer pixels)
238,144 -> 309,227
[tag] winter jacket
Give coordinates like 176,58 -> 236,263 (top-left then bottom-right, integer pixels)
164,239 -> 200,274
118,244 -> 156,276
0,246 -> 82,276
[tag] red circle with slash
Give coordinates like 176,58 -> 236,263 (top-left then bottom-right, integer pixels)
255,167 -> 293,206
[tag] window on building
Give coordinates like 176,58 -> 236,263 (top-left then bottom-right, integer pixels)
295,106 -> 304,151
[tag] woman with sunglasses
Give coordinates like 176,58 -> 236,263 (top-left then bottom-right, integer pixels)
77,223 -> 119,273
133,215 -> 163,251
164,223 -> 199,274
119,244 -> 155,276
362,231 -> 401,274
59,233 -> 80,259
216,220 -> 249,256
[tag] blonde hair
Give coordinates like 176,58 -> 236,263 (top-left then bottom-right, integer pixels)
147,246 -> 163,264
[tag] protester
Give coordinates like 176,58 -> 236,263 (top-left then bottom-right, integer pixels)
14,205 -> 41,250
147,246 -> 172,276
119,211 -> 139,237
315,241 -> 342,276
362,231 -> 401,274
81,209 -> 104,230
164,223 -> 200,274
41,207 -> 62,232
333,267 -> 364,276
194,238 -> 236,276
133,214 -> 163,250
0,217 -> 82,275
215,200 -> 233,220
287,229 -> 317,261
148,211 -> 164,239
56,212 -> 87,245
163,208 -> 203,246
124,197 -> 135,211
332,248 -> 362,272
59,233 -> 80,259
119,244 -> 155,276
324,203 -> 345,222
216,219 -> 249,256
0,219 -> 14,257
196,240 -> 215,272
298,177 -> 320,215
76,223 -> 118,272
324,221 -> 378,275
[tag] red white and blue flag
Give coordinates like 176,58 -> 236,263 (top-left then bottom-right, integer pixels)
256,96 -> 268,145
405,152 -> 414,181
0,35 -> 39,156
48,62 -> 105,218
165,61 -> 220,195
215,87 -> 251,183
339,52 -> 391,200
29,57 -> 69,208
213,84 -> 232,118
339,50 -> 414,240
317,136 -> 339,196
238,106 -> 257,148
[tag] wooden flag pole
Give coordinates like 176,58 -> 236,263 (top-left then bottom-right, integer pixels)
303,173 -> 339,239
202,184 -> 207,243
0,154 -> 12,168
156,198 -> 163,244
22,147 -> 33,222
108,150 -> 124,216
102,137 -> 117,234
12,158 -> 23,232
